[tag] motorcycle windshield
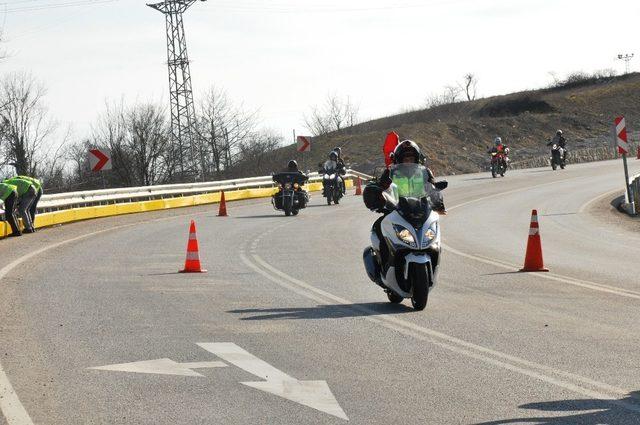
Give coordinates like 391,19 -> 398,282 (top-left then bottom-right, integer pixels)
389,163 -> 428,201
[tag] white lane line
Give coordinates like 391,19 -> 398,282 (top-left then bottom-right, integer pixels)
445,179 -> 640,300
240,252 -> 640,414
442,244 -> 640,300
578,188 -> 623,214
0,203 -> 266,425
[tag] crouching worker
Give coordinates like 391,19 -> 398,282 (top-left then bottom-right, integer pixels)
17,176 -> 43,225
3,177 -> 37,233
0,182 -> 21,237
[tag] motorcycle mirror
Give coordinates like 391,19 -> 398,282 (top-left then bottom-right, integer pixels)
434,181 -> 448,190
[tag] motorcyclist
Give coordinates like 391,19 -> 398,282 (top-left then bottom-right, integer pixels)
488,137 -> 510,168
320,151 -> 346,195
363,140 -> 445,268
333,147 -> 347,193
547,130 -> 567,161
272,160 -> 309,210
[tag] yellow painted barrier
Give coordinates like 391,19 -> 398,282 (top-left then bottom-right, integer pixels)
0,179 -> 354,238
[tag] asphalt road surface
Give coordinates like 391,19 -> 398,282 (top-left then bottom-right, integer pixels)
1,159 -> 640,424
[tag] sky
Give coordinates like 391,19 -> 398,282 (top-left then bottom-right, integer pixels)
1,0 -> 639,144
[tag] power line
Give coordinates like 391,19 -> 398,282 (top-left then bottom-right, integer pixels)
1,0 -> 120,13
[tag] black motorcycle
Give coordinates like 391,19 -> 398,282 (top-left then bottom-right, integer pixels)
319,163 -> 345,205
271,172 -> 309,216
550,144 -> 566,170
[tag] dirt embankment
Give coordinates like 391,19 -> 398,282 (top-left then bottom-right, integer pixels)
229,73 -> 640,178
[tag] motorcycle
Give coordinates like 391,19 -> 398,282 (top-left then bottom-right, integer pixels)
490,151 -> 508,178
550,144 -> 566,170
362,163 -> 447,311
319,162 -> 345,205
271,172 -> 309,216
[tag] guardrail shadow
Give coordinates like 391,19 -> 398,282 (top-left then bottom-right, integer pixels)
228,302 -> 413,321
473,391 -> 640,425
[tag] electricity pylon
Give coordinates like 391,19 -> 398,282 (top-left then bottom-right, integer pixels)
147,0 -> 205,178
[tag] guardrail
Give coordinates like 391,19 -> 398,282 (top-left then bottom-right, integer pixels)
36,169 -> 371,213
0,170 -> 372,236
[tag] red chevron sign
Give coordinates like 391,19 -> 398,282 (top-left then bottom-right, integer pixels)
296,136 -> 311,153
88,149 -> 112,172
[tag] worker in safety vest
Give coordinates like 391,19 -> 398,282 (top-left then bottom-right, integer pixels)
17,176 -> 43,225
3,177 -> 37,233
0,183 -> 21,236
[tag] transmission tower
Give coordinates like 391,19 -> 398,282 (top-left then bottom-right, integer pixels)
617,53 -> 634,74
147,0 -> 205,178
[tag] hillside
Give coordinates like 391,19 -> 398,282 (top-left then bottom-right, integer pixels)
231,73 -> 640,178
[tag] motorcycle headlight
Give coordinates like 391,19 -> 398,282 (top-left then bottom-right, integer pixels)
284,183 -> 292,189
423,223 -> 438,247
393,225 -> 416,247
330,174 -> 336,179
293,183 -> 299,189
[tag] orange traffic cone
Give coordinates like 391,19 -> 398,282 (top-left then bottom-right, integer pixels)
355,177 -> 363,196
218,191 -> 228,217
179,220 -> 206,273
519,210 -> 549,272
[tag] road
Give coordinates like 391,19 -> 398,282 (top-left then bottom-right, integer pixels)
1,159 -> 640,424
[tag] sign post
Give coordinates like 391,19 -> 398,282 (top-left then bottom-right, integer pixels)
615,116 -> 636,215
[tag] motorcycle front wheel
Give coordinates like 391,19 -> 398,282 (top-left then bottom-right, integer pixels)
410,264 -> 430,311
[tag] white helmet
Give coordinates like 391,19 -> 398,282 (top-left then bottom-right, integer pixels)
494,137 -> 502,146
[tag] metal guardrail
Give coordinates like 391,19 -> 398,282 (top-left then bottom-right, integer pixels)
0,169 -> 372,215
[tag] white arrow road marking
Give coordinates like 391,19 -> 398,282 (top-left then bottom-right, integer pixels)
89,358 -> 227,377
197,343 -> 348,421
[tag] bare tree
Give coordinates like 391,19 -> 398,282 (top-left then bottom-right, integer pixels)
425,85 -> 462,108
90,101 -> 170,186
459,73 -> 478,101
0,72 -> 56,176
195,87 -> 257,177
303,94 -> 360,136
126,103 -> 170,186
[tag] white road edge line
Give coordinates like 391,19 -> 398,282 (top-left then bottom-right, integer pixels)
239,252 -> 640,415
0,205 -> 248,425
442,243 -> 640,300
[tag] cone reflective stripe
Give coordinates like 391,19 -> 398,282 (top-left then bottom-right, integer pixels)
218,191 -> 228,217
180,220 -> 206,273
528,212 -> 539,236
520,209 -> 548,272
355,177 -> 362,196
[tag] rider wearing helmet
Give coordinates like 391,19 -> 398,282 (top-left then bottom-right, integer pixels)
364,139 -> 444,214
489,136 -> 510,168
287,160 -> 300,173
547,130 -> 567,160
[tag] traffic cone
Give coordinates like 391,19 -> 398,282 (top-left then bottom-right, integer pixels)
355,177 -> 363,196
218,191 -> 228,217
179,220 -> 206,273
519,210 -> 549,272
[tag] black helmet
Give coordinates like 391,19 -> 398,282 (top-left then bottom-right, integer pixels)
329,151 -> 338,161
556,129 -> 563,136
392,140 -> 421,164
287,160 -> 298,171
